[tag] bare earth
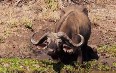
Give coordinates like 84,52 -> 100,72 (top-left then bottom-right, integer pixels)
0,0 -> 116,70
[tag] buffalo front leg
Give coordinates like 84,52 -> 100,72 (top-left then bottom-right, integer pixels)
77,48 -> 83,64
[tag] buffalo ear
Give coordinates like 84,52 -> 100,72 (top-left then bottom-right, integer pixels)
31,32 -> 49,45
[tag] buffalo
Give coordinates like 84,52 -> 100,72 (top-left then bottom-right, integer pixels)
31,5 -> 98,64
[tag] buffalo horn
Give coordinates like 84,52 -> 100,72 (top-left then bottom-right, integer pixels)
31,32 -> 49,45
57,32 -> 84,47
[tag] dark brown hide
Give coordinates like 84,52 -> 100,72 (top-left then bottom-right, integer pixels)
56,5 -> 91,45
55,5 -> 98,62
31,5 -> 98,64
55,5 -> 97,63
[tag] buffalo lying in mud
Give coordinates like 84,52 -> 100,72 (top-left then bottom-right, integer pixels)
31,5 -> 98,64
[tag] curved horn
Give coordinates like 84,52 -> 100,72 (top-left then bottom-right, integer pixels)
31,32 -> 49,45
57,32 -> 84,47
76,34 -> 84,47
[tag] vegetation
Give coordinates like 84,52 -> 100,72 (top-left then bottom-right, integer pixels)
44,0 -> 58,11
0,45 -> 115,73
0,58 -> 115,73
98,45 -> 116,57
0,0 -> 115,73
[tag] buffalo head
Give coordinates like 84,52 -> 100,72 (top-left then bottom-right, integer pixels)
31,32 -> 84,56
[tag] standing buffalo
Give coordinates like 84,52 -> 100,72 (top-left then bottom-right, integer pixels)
31,5 -> 98,64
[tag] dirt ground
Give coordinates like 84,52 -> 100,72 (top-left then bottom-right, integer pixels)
0,0 -> 116,69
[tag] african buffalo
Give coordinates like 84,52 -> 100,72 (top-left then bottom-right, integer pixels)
31,5 -> 98,64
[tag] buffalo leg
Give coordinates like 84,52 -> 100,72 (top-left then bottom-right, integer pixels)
77,48 -> 82,64
82,43 -> 99,61
81,41 -> 89,61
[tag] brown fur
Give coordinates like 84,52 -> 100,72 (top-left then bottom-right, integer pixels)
56,5 -> 91,44
59,5 -> 88,18
31,5 -> 98,64
55,5 -> 91,63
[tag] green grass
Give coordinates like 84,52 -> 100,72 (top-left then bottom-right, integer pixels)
98,45 -> 116,57
0,58 -> 115,73
0,45 -> 115,73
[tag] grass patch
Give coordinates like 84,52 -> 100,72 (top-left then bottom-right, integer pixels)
44,0 -> 58,11
98,45 -> 116,57
24,22 -> 33,30
21,17 -> 33,30
7,19 -> 19,28
0,58 -> 115,73
3,29 -> 12,37
0,45 -> 115,73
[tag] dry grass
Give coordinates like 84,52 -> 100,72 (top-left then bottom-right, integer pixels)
0,0 -> 115,72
